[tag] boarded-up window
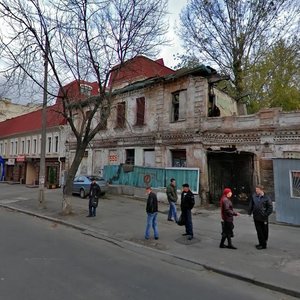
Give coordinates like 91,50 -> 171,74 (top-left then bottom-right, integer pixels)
116,102 -> 126,128
144,149 -> 155,167
171,90 -> 187,122
136,97 -> 145,126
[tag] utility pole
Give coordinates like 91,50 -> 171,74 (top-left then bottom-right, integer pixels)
38,37 -> 49,208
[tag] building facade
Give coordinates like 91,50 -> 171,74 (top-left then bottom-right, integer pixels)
67,57 -> 245,203
0,104 -> 68,186
67,57 -> 300,206
0,98 -> 41,122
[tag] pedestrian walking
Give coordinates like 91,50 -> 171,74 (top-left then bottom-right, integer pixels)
180,183 -> 195,240
248,185 -> 273,250
166,178 -> 178,222
219,188 -> 240,249
87,179 -> 101,217
145,186 -> 159,240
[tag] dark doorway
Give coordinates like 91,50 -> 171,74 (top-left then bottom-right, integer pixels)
207,150 -> 254,207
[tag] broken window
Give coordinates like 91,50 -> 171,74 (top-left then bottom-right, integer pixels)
171,150 -> 187,167
116,102 -> 126,128
125,149 -> 135,165
171,90 -> 187,122
135,97 -> 145,126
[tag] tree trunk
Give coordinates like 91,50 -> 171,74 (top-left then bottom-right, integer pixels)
61,143 -> 88,215
62,194 -> 73,215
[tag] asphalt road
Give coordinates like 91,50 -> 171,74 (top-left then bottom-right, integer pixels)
0,207 -> 296,300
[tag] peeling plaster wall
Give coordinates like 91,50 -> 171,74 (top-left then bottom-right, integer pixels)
66,73 -> 300,204
214,89 -> 238,116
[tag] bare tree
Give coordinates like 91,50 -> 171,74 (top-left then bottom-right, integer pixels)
0,0 -> 168,213
179,0 -> 300,104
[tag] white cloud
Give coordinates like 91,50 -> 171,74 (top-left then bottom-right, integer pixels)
160,0 -> 187,68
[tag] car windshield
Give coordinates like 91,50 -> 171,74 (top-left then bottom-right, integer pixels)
87,176 -> 103,181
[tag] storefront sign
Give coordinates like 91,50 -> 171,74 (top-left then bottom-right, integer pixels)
16,155 -> 26,162
7,158 -> 15,165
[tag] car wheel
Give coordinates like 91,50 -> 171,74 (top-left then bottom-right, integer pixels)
80,189 -> 86,198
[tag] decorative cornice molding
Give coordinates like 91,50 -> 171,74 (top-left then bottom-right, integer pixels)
67,127 -> 300,150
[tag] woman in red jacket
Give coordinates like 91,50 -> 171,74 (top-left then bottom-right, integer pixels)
219,188 -> 240,249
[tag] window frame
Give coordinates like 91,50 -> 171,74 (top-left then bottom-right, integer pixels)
27,139 -> 31,154
80,84 -> 92,96
48,137 -> 52,153
54,136 -> 59,153
116,102 -> 126,128
135,97 -> 145,126
290,170 -> 300,198
171,90 -> 187,122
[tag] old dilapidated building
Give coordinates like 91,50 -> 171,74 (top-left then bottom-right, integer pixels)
67,56 -> 300,206
68,57 -> 239,201
201,108 -> 300,205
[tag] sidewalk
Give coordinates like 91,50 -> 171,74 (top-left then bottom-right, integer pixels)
0,185 -> 299,298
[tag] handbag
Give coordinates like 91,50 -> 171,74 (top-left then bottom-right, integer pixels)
91,197 -> 98,208
177,213 -> 185,226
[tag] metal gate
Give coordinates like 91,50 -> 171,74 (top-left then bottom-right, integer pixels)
207,151 -> 254,206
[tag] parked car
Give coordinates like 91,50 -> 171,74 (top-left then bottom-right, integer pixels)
72,175 -> 109,198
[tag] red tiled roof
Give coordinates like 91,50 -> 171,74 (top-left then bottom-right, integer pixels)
0,57 -> 174,137
55,80 -> 99,104
0,104 -> 66,138
108,56 -> 175,88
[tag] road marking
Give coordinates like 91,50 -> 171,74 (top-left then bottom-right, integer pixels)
15,197 -> 29,200
0,198 -> 29,204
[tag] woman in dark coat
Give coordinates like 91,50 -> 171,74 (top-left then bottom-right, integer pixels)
219,188 -> 239,249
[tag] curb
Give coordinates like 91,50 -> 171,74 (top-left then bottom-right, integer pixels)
1,203 -> 299,298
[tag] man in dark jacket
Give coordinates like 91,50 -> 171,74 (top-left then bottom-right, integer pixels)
87,179 -> 101,217
145,186 -> 159,240
180,183 -> 195,240
248,185 -> 273,249
166,178 -> 178,222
